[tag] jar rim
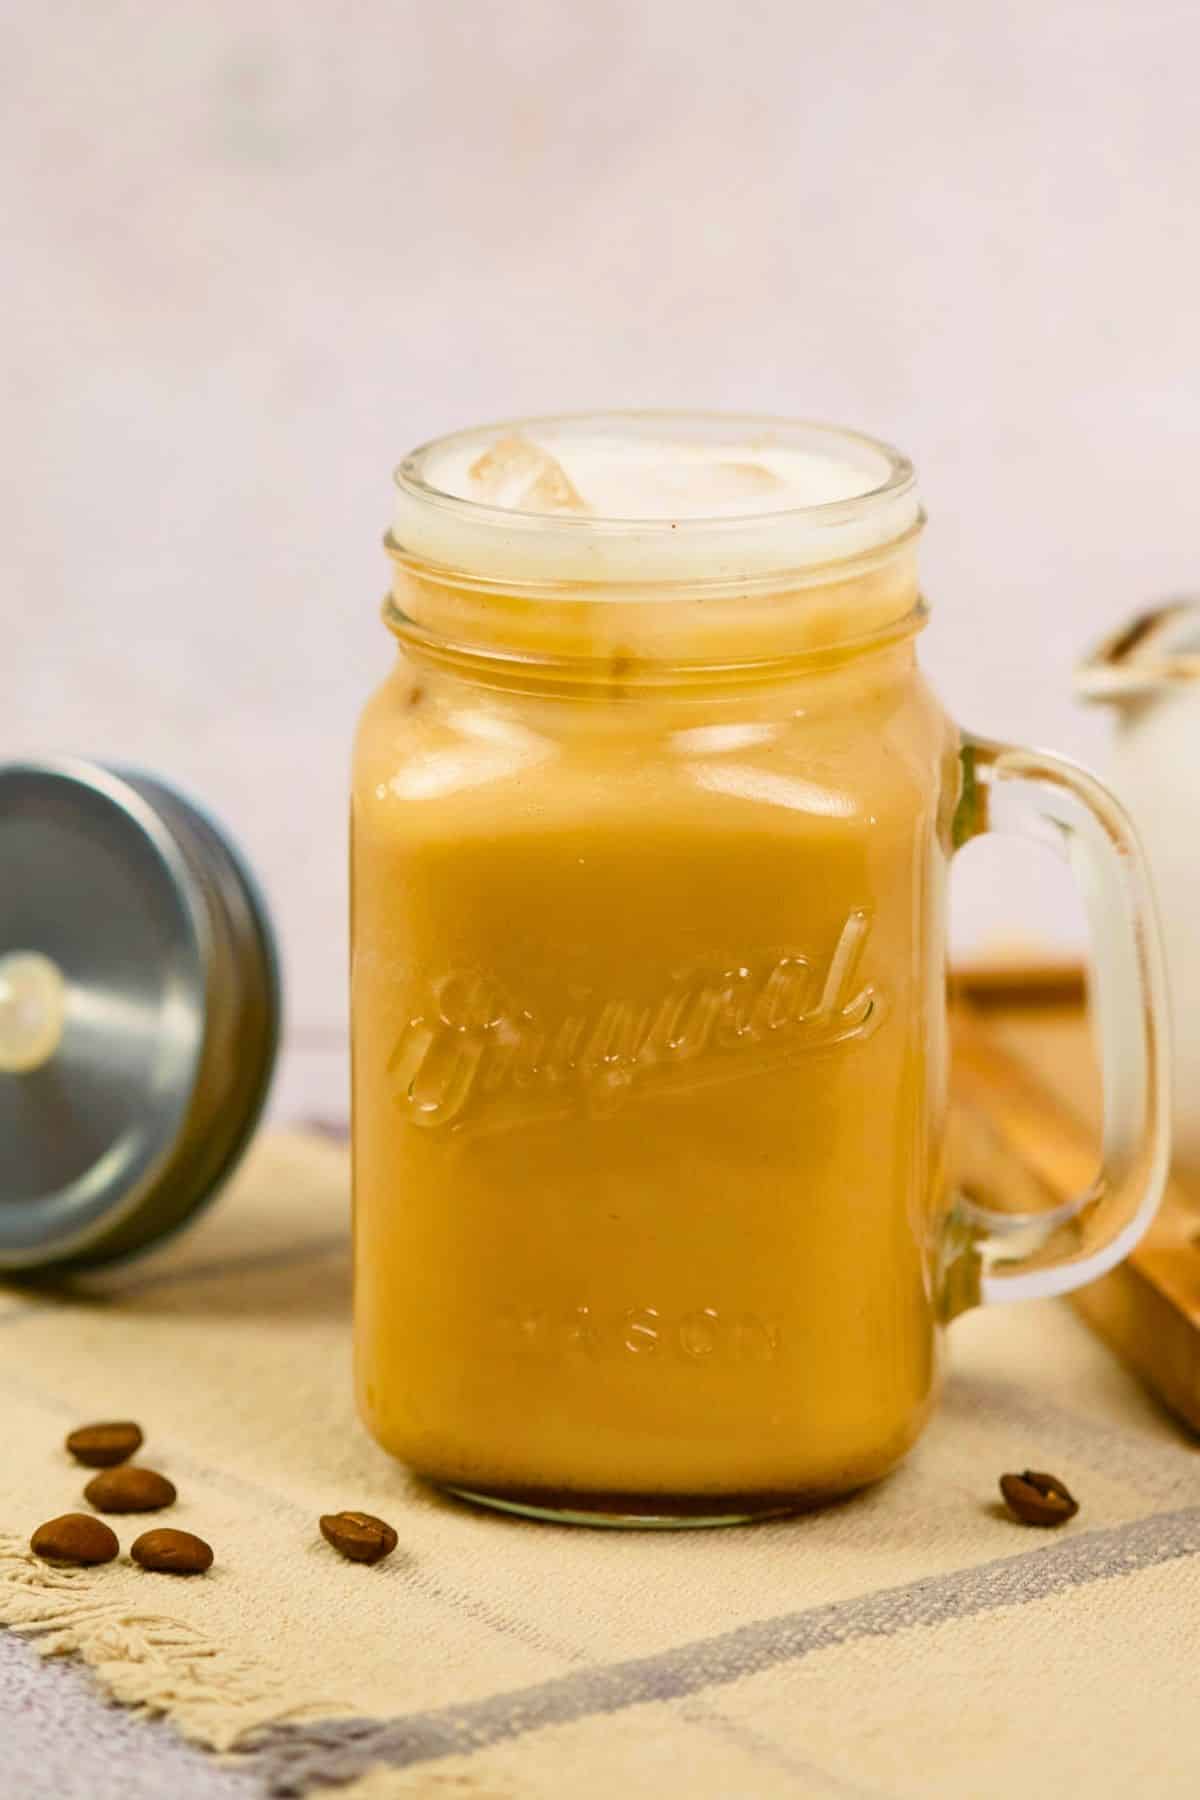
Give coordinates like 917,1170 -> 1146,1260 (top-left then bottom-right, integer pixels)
392,412 -> 922,588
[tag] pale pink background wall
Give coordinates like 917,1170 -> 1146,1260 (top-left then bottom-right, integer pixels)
3,2 -> 1196,1112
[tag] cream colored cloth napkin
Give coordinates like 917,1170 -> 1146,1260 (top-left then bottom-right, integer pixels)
2,1132 -> 1199,1800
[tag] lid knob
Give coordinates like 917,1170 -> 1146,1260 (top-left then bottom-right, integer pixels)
0,951 -> 67,1074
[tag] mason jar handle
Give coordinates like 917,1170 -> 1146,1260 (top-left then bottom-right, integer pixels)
946,735 -> 1170,1310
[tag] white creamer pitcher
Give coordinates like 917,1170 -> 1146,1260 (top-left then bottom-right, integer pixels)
1079,600 -> 1200,1180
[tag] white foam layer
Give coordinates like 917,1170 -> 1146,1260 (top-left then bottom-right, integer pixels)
392,415 -> 921,587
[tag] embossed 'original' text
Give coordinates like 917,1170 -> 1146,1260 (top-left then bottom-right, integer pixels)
386,908 -> 882,1132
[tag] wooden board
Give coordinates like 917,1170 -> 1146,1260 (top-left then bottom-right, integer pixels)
952,966 -> 1200,1434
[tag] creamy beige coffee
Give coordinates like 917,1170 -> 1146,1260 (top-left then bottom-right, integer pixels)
353,418 -> 964,1518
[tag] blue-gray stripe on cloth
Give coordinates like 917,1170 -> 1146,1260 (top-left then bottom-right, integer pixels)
253,1503 -> 1200,1795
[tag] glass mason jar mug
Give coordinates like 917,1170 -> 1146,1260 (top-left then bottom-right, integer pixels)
351,414 -> 1168,1526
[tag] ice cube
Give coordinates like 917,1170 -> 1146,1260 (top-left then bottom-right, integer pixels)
575,455 -> 790,520
662,461 -> 787,514
468,435 -> 589,514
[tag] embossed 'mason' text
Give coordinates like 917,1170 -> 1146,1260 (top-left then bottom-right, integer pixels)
493,1304 -> 782,1364
386,908 -> 881,1131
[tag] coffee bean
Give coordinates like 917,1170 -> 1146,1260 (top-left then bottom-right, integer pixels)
1000,1469 -> 1079,1526
319,1510 -> 398,1565
31,1513 -> 119,1565
65,1421 -> 144,1468
84,1466 -> 176,1514
131,1529 -> 213,1575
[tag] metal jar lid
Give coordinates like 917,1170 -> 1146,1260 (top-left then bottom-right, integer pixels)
0,758 -> 281,1272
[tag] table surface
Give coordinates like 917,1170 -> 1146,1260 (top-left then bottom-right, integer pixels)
0,1631 -> 256,1800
